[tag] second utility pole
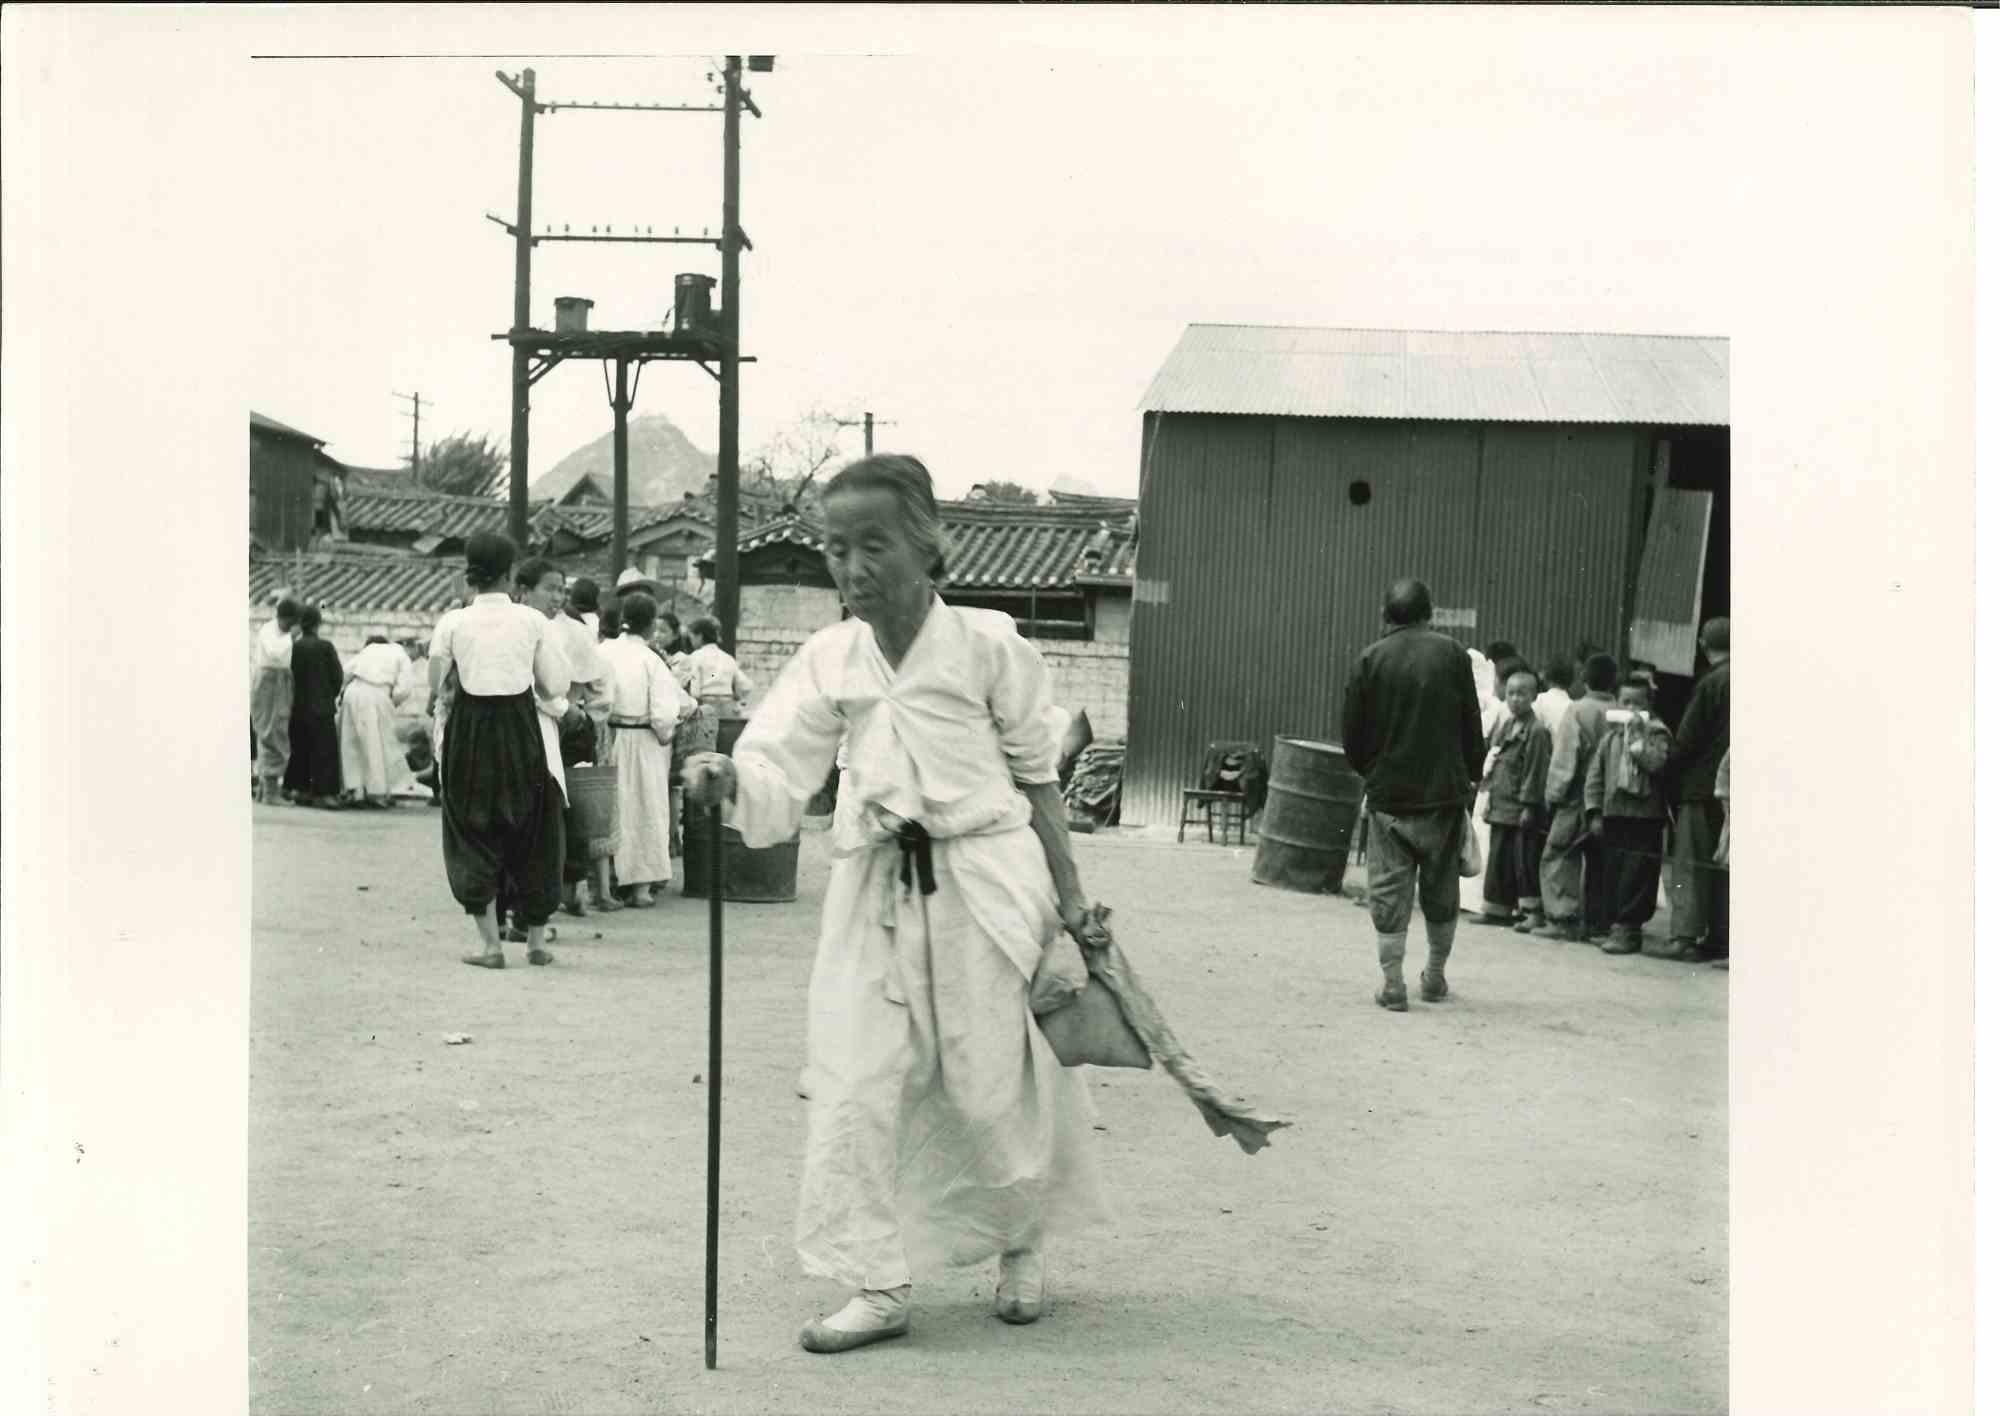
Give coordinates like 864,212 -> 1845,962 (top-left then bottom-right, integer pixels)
714,56 -> 744,655
507,69 -> 537,547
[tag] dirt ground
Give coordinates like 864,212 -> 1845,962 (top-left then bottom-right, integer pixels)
250,802 -> 1725,1416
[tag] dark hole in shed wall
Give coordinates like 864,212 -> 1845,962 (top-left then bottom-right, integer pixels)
1647,425 -> 1730,732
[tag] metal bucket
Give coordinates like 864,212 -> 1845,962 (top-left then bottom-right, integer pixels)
567,764 -> 620,860
680,710 -> 801,903
1251,738 -> 1365,895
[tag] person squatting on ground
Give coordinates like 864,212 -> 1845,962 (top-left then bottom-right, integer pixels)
1339,578 -> 1486,1012
1534,652 -> 1620,943
599,590 -> 693,908
1663,617 -> 1731,965
283,605 -> 345,808
1474,667 -> 1553,930
428,532 -> 570,970
251,596 -> 301,803
1584,674 -> 1676,956
682,453 -> 1107,1355
341,629 -> 417,807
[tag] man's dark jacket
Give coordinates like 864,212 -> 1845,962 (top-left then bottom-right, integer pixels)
1339,623 -> 1486,816
1663,660 -> 1729,803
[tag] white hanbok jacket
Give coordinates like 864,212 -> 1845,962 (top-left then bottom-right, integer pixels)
726,599 -> 1106,1288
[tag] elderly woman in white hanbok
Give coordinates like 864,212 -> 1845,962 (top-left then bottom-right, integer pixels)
685,454 -> 1105,1356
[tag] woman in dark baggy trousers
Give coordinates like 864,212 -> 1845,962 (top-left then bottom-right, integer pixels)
428,532 -> 572,970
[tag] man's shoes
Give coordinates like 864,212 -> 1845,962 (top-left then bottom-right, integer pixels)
800,1286 -> 912,1354
1599,928 -> 1643,956
1469,911 -> 1515,928
1530,919 -> 1583,942
1419,970 -> 1449,1003
1709,957 -> 1730,971
1667,937 -> 1719,963
1375,981 -> 1409,1012
995,1249 -> 1045,1325
1513,912 -> 1546,935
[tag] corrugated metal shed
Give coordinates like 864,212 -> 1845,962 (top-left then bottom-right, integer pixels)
1122,414 -> 1647,826
1140,325 -> 1728,426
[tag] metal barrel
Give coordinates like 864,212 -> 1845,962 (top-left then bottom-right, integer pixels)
1250,737 -> 1365,894
680,711 -> 800,903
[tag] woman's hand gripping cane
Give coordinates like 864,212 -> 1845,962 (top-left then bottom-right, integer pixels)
683,752 -> 738,809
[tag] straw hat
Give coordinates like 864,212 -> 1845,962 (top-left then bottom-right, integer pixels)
614,567 -> 667,598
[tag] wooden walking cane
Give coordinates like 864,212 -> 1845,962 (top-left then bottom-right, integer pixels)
704,802 -> 724,1370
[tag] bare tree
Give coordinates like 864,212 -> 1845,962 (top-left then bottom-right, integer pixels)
745,406 -> 850,510
416,431 -> 507,497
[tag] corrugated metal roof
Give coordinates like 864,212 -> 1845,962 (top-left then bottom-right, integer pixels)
251,411 -> 325,445
1140,325 -> 1728,426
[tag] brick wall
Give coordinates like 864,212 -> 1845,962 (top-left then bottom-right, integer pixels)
1037,636 -> 1129,741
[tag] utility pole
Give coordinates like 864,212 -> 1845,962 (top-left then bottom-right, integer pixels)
715,55 -> 744,655
610,358 -> 633,578
830,410 -> 895,456
504,68 -> 538,548
394,391 -> 427,474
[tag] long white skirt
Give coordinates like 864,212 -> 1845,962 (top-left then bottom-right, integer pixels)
609,726 -> 675,885
339,681 -> 406,798
796,821 -> 1108,1290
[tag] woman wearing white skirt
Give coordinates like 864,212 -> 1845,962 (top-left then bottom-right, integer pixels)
598,591 -> 692,906
340,631 -> 416,806
685,454 -> 1106,1355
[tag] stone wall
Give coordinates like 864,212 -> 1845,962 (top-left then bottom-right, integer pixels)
246,607 -> 439,680
249,586 -> 1133,741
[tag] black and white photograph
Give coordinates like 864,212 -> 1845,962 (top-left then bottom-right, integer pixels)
2,7 -> 1982,1416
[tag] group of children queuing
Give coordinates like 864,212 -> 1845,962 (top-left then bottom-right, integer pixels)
1470,618 -> 1732,969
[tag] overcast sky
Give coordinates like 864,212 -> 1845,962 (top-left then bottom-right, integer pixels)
242,10 -> 1760,500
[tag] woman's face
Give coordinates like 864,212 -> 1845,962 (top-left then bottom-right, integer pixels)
822,487 -> 932,624
526,572 -> 565,617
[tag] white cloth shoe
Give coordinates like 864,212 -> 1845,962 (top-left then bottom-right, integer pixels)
995,1248 -> 1045,1325
799,1285 -> 911,1354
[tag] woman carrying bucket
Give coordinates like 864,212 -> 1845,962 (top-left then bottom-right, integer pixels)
683,454 -> 1106,1355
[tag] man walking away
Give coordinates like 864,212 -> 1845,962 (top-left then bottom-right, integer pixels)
1663,618 -> 1731,963
1340,580 -> 1486,1012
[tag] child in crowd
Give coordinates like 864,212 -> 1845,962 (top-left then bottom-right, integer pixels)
1477,667 -> 1554,928
1584,674 -> 1676,955
1710,749 -> 1730,971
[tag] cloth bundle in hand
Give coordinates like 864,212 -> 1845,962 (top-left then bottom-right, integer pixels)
1034,904 -> 1292,1155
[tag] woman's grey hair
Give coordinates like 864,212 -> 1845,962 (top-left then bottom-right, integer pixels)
824,454 -> 949,581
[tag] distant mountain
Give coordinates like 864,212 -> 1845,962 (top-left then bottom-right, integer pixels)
532,415 -> 716,506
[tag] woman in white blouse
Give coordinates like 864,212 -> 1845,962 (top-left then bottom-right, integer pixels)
684,454 -> 1104,1356
428,533 -> 572,969
340,630 -> 417,807
597,590 -> 693,906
